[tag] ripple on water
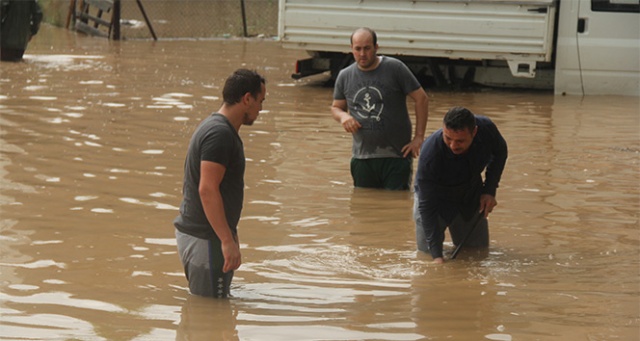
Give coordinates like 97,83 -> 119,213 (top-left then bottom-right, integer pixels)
0,312 -> 105,341
29,96 -> 57,101
1,291 -> 125,312
0,259 -> 66,269
74,195 -> 98,201
90,208 -> 113,214
102,103 -> 126,108
237,325 -> 424,341
144,238 -> 176,246
238,243 -> 419,318
142,149 -> 164,155
78,80 -> 103,85
119,197 -> 179,210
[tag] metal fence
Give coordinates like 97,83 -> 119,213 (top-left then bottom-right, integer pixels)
45,0 -> 279,40
119,0 -> 278,39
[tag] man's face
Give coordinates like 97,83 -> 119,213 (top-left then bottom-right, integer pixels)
351,31 -> 378,70
442,125 -> 477,155
243,83 -> 266,126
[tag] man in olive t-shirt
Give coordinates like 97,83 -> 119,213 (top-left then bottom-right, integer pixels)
331,27 -> 430,190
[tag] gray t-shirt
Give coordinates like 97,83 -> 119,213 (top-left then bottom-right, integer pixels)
174,113 -> 245,240
333,56 -> 421,159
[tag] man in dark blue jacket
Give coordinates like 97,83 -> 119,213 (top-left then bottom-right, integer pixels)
414,106 -> 507,263
1,0 -> 43,62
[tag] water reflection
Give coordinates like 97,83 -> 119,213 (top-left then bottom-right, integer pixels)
176,295 -> 238,341
0,25 -> 638,340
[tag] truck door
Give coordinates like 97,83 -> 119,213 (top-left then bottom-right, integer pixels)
578,0 -> 639,96
555,0 -> 639,96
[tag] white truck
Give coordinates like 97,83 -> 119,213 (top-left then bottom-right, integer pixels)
278,0 -> 639,96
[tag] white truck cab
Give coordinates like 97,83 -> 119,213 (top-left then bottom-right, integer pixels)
555,0 -> 639,96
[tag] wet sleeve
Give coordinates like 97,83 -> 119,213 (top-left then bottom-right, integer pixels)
415,138 -> 445,259
333,70 -> 346,100
394,58 -> 421,95
200,128 -> 234,168
482,119 -> 508,197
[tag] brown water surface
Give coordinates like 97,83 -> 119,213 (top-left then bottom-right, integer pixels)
1,25 -> 639,341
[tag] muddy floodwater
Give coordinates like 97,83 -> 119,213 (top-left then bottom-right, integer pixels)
1,25 -> 639,341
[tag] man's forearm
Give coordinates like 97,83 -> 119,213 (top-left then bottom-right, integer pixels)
413,91 -> 429,139
331,107 -> 350,123
201,189 -> 234,243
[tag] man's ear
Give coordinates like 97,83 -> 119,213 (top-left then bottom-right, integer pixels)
242,92 -> 252,105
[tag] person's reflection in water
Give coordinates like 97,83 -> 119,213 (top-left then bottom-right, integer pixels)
176,294 -> 239,341
409,265 -> 502,340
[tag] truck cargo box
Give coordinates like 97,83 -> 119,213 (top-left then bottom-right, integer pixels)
279,0 -> 639,96
279,0 -> 557,79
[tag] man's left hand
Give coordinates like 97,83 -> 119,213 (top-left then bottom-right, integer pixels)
401,136 -> 424,158
479,194 -> 497,218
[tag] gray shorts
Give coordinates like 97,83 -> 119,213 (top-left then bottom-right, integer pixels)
175,229 -> 234,298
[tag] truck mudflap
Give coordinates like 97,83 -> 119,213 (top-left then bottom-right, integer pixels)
292,58 -> 328,79
292,53 -> 352,80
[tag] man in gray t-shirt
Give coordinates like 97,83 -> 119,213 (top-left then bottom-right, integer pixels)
332,27 -> 430,190
174,69 -> 266,298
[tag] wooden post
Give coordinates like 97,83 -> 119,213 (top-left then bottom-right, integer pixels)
65,0 -> 76,28
240,0 -> 247,37
112,0 -> 120,40
136,0 -> 157,41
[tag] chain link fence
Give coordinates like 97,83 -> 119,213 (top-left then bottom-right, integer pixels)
42,0 -> 279,40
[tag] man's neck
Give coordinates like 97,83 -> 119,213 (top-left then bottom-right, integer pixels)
358,56 -> 381,71
218,105 -> 242,132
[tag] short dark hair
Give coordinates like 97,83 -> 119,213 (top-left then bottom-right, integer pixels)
443,106 -> 476,132
350,27 -> 377,46
222,69 -> 265,105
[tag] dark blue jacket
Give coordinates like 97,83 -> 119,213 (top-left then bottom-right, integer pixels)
415,115 -> 507,258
